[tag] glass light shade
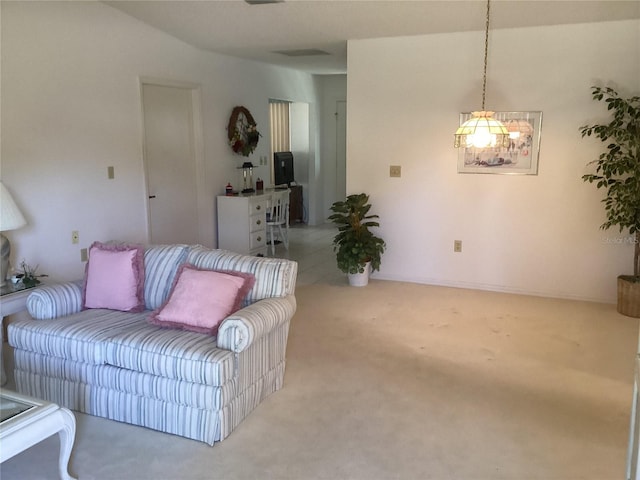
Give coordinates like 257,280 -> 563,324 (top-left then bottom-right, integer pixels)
454,111 -> 510,149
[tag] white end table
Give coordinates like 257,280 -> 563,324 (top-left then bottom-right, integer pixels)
1,389 -> 77,480
0,284 -> 38,385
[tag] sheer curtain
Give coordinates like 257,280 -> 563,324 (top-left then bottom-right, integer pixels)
269,100 -> 291,153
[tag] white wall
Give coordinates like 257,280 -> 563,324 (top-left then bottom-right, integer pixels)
1,1 -> 320,281
347,20 -> 640,303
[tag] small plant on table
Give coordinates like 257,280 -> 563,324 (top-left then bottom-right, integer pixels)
16,260 -> 48,288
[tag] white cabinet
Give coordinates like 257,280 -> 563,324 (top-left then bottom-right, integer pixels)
217,194 -> 268,256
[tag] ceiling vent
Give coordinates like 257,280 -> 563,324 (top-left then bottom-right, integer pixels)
273,49 -> 331,57
244,0 -> 283,4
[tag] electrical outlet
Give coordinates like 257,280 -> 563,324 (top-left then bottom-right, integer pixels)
80,248 -> 88,262
72,230 -> 79,244
390,165 -> 401,177
454,240 -> 462,253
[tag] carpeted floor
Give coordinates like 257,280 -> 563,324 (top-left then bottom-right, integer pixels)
2,278 -> 638,480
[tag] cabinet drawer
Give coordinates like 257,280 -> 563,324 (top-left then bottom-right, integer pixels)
249,214 -> 264,233
250,199 -> 268,215
251,230 -> 266,250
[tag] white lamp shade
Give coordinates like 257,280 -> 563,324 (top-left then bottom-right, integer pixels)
0,182 -> 27,232
454,111 -> 510,149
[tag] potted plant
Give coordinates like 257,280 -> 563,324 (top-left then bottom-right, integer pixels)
15,260 -> 48,289
581,86 -> 640,317
328,193 -> 386,286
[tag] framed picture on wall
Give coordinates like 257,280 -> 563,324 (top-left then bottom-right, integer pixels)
457,111 -> 543,175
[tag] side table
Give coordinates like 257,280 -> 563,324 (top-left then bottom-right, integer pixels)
0,284 -> 38,386
1,389 -> 77,480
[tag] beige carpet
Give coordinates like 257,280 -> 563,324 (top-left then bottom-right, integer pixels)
1,280 -> 638,479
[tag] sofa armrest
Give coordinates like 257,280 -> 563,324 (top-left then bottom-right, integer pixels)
217,295 -> 296,353
26,281 -> 84,320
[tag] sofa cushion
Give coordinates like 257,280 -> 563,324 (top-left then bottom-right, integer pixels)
104,320 -> 235,385
187,246 -> 297,304
8,310 -> 147,364
10,309 -> 236,386
83,242 -> 145,312
148,264 -> 255,335
143,244 -> 190,310
13,350 -> 238,410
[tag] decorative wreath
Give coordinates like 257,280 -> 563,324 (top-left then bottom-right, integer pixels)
227,106 -> 261,157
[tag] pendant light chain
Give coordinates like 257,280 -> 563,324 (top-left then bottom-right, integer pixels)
481,0 -> 490,111
453,0 -> 509,149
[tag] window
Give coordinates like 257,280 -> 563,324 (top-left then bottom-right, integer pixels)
269,100 -> 291,153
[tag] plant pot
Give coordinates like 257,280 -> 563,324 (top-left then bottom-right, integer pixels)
348,262 -> 371,287
617,275 -> 640,318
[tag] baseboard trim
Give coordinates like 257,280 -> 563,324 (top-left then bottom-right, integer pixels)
371,273 -> 615,305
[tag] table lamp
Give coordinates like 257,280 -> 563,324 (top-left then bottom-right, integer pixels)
0,182 -> 27,287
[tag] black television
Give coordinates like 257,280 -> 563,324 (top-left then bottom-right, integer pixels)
273,151 -> 295,187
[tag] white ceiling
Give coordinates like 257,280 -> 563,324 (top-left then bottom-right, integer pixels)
105,0 -> 640,74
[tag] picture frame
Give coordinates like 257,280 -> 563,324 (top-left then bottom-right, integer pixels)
457,111 -> 543,175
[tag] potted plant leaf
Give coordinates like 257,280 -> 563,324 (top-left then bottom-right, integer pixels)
581,86 -> 640,317
328,193 -> 386,286
16,260 -> 48,289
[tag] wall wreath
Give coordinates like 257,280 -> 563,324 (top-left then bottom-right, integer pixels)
227,106 -> 261,157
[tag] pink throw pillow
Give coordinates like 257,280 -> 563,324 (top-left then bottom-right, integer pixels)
148,264 -> 255,335
83,242 -> 145,312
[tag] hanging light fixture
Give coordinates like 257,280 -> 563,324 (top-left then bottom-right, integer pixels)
454,0 -> 509,149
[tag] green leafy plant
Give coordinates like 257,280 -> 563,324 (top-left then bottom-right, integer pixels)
16,260 -> 48,288
581,86 -> 640,279
328,193 -> 386,275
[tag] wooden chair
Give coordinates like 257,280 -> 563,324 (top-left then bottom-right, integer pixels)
266,190 -> 290,256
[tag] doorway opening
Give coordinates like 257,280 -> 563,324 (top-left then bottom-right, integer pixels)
140,79 -> 205,245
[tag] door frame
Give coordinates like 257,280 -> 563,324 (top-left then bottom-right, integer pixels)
138,77 -> 206,244
335,100 -> 347,209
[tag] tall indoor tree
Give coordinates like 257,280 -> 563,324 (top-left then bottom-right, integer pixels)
581,86 -> 640,315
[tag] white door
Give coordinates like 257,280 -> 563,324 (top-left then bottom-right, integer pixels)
142,84 -> 198,245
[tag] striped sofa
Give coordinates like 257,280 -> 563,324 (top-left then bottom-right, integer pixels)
7,244 -> 297,445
